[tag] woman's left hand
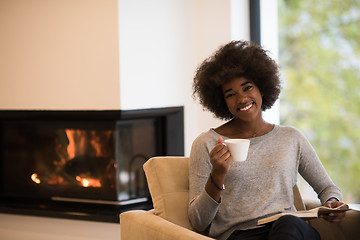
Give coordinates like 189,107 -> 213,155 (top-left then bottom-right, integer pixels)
320,198 -> 349,223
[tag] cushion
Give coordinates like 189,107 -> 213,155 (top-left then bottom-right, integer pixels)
143,156 -> 193,230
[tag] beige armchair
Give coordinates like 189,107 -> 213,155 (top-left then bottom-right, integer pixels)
120,156 -> 360,240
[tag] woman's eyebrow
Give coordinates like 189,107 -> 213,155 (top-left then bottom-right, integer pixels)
223,88 -> 232,94
241,81 -> 252,86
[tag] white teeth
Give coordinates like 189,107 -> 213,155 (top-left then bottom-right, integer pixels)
240,104 -> 252,111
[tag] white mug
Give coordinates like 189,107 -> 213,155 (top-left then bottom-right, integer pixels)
224,139 -> 250,162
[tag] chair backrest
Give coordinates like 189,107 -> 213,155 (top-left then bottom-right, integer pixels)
143,156 -> 193,230
143,156 -> 306,230
293,183 -> 306,211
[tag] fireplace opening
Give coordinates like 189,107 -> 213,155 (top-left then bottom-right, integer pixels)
0,107 -> 184,222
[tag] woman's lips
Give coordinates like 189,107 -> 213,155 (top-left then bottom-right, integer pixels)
238,103 -> 253,112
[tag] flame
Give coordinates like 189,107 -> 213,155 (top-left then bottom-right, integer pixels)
65,129 -> 87,160
52,129 -> 114,188
65,129 -> 113,159
76,176 -> 101,188
31,173 -> 41,184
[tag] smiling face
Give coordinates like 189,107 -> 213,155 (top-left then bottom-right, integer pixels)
222,77 -> 263,123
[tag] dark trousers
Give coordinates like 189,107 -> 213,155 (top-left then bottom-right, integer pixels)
227,215 -> 321,240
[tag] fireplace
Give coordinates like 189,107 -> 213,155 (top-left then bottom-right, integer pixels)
0,107 -> 184,222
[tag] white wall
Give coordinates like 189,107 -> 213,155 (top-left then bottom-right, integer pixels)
118,0 -> 188,110
0,0 -> 120,110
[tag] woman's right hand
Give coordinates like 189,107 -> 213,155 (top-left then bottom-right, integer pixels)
209,137 -> 233,177
205,137 -> 233,202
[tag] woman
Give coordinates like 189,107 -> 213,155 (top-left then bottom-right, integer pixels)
188,40 -> 348,240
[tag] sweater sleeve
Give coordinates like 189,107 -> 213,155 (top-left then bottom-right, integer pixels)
296,129 -> 343,204
188,133 -> 220,232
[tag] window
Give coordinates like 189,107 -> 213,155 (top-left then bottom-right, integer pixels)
279,0 -> 360,203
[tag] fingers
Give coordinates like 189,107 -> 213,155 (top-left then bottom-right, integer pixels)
210,138 -> 230,161
321,201 -> 349,223
210,143 -> 231,163
320,212 -> 346,223
210,137 -> 223,155
324,202 -> 332,208
210,137 -> 233,175
325,201 -> 349,210
334,202 -> 349,210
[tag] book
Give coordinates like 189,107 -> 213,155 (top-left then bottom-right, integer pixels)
257,205 -> 349,225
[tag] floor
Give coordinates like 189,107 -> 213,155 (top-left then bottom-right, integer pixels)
0,213 -> 120,240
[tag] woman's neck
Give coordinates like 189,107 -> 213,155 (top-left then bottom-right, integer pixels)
215,118 -> 273,139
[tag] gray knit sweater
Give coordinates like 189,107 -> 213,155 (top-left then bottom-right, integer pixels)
188,125 -> 342,240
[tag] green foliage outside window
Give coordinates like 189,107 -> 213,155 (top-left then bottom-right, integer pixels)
278,0 -> 360,202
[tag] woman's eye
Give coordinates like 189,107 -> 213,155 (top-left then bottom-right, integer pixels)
244,85 -> 253,91
225,93 -> 235,99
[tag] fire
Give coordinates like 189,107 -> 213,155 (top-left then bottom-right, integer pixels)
49,129 -> 114,188
65,129 -> 113,160
65,129 -> 87,160
31,173 -> 41,184
76,176 -> 101,188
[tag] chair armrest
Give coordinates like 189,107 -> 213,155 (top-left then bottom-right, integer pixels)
303,199 -> 322,210
303,199 -> 360,239
120,210 -> 214,240
308,209 -> 360,240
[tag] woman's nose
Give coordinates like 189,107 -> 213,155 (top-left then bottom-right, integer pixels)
236,94 -> 248,104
